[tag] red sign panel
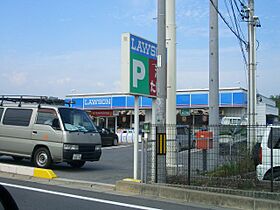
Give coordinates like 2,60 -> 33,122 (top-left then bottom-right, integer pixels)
90,110 -> 113,117
149,59 -> 157,97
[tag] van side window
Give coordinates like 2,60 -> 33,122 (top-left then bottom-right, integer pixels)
268,128 -> 280,149
36,108 -> 58,126
0,108 -> 3,122
3,108 -> 33,126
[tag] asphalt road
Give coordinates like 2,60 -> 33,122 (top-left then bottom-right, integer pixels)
0,177 -> 226,210
0,143 -> 232,184
54,144 -> 137,184
0,144 -> 136,184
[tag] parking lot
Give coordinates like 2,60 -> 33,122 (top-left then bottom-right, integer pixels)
0,144 -> 136,184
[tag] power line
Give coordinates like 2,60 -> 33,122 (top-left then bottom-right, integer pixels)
230,0 -> 248,65
209,0 -> 247,46
237,0 -> 246,7
224,0 -> 235,30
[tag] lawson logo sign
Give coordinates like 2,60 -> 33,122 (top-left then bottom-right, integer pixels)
130,34 -> 157,60
84,97 -> 112,108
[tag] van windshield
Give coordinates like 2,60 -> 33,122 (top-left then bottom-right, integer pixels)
58,108 -> 97,133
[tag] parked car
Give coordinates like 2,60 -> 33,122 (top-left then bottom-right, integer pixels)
97,127 -> 118,146
117,129 -> 142,143
220,116 -> 248,126
0,95 -> 102,169
255,126 -> 280,180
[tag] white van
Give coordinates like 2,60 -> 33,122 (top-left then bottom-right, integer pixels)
0,96 -> 102,168
221,116 -> 248,126
256,126 -> 280,180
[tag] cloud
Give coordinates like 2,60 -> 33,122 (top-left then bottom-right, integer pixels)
177,0 -> 208,21
110,8 -> 156,28
2,72 -> 27,86
176,45 -> 248,91
50,77 -> 71,86
178,26 -> 208,37
0,48 -> 121,97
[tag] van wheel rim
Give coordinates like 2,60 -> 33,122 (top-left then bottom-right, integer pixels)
37,152 -> 48,166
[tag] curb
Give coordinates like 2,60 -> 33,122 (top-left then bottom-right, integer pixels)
0,170 -> 115,192
122,178 -> 141,183
0,163 -> 57,179
115,180 -> 280,210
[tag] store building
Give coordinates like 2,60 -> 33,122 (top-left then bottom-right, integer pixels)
65,87 -> 278,132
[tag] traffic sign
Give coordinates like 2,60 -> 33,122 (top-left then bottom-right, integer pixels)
156,133 -> 166,155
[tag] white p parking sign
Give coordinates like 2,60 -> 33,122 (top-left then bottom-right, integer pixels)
121,33 -> 157,97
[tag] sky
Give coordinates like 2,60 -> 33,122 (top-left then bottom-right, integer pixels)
0,0 -> 279,98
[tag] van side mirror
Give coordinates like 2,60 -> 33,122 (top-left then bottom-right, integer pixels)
52,118 -> 61,130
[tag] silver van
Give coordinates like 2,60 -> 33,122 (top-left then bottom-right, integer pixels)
0,96 -> 102,168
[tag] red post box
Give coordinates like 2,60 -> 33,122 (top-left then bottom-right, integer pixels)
195,131 -> 213,149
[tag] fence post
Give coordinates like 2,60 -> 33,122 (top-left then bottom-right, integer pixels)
270,127 -> 274,192
144,133 -> 148,183
141,135 -> 145,183
155,126 -> 158,183
188,126 -> 191,185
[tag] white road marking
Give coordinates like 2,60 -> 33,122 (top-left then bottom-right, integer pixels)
0,182 -> 162,210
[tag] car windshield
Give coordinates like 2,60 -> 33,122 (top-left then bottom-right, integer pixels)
58,108 -> 98,132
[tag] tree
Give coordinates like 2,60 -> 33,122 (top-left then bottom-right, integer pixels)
270,95 -> 280,116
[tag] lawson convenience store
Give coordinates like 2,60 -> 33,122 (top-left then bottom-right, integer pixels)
64,87 -> 278,132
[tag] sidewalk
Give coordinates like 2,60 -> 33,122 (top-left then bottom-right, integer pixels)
115,180 -> 280,210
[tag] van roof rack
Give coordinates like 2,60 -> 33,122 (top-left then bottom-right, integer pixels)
0,95 -> 65,108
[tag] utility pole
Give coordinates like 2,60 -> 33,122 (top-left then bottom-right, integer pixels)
247,0 -> 257,149
156,0 -> 167,183
166,0 -> 176,126
166,0 -> 177,169
209,0 -> 219,170
157,0 -> 167,126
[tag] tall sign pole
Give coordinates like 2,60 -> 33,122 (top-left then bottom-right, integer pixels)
209,0 -> 219,168
248,0 -> 257,149
166,0 -> 177,169
133,96 -> 139,179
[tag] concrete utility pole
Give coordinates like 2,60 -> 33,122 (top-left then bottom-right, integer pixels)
156,0 -> 167,183
156,0 -> 167,125
166,0 -> 177,169
209,0 -> 219,127
166,0 -> 176,126
247,0 -> 257,149
209,0 -> 219,170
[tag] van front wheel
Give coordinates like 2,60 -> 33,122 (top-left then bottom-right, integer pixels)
33,147 -> 52,168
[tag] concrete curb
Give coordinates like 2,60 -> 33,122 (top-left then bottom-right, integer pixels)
0,163 -> 57,179
115,180 -> 280,210
0,170 -> 115,193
